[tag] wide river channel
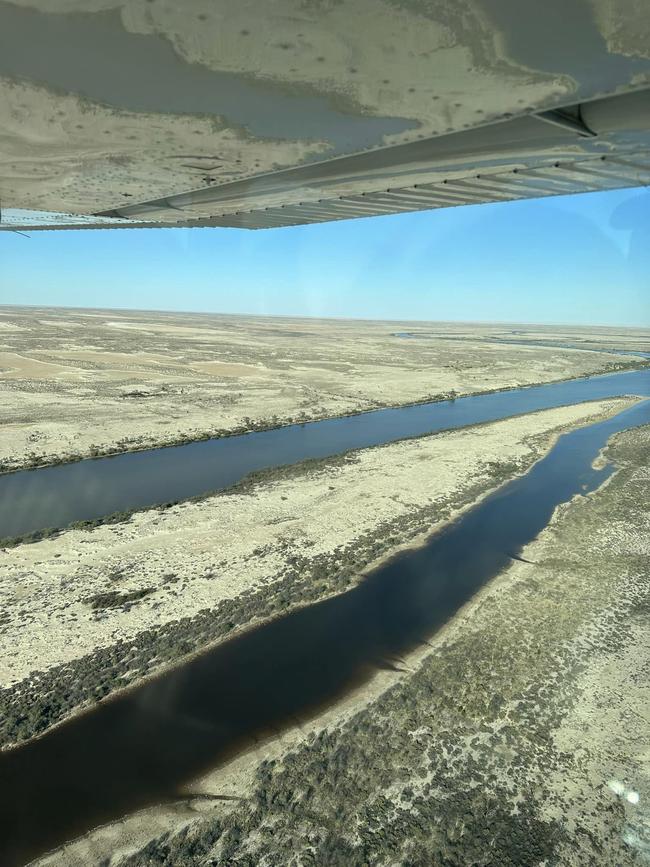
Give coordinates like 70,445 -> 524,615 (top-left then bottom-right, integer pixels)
1,365 -> 649,865
1,365 -> 649,539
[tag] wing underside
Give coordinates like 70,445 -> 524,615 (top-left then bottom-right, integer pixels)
1,1 -> 649,231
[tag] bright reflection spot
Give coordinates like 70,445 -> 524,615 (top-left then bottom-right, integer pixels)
609,779 -> 626,796
608,779 -> 641,806
0,208 -> 136,228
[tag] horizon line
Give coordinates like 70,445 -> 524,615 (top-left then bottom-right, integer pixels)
1,303 -> 648,332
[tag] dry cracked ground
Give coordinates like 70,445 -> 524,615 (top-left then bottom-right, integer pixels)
0,308 -> 648,866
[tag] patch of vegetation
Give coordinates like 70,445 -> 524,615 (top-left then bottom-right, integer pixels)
0,397 -> 609,549
1,420 -> 648,865
85,588 -> 154,611
116,429 -> 649,866
0,408 -> 589,759
5,356 -> 645,480
0,447 -> 533,748
0,510 -> 136,549
0,526 -> 63,547
0,450 -> 366,549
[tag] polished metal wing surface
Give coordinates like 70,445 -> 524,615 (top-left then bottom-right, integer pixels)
1,0 -> 649,231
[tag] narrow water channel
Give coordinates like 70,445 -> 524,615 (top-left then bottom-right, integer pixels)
1,367 -> 648,539
393,333 -> 650,360
1,394 -> 648,866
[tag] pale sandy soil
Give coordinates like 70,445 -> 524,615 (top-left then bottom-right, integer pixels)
396,323 -> 650,353
0,306 -> 645,472
544,616 -> 650,864
0,397 -> 632,691
0,307 -> 647,866
154,425 -> 650,865
34,413 -> 650,867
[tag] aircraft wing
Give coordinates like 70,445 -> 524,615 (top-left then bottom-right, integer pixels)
1,0 -> 649,231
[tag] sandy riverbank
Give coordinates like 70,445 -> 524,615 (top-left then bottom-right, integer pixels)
0,397 -> 633,696
1,307 -> 645,472
23,405 -> 648,866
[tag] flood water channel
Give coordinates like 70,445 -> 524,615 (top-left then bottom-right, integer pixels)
1,366 -> 649,540
1,370 -> 649,865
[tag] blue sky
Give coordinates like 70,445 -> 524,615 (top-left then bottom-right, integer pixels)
1,186 -> 648,326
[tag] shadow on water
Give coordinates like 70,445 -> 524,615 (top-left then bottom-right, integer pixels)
1,398 -> 649,866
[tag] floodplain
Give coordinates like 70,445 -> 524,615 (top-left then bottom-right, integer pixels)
0,307 -> 648,866
1,306 -> 646,471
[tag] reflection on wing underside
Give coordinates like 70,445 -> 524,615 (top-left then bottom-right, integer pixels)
2,90 -> 650,231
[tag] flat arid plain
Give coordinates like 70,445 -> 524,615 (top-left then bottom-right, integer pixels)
0,306 -> 647,471
0,306 -> 649,867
